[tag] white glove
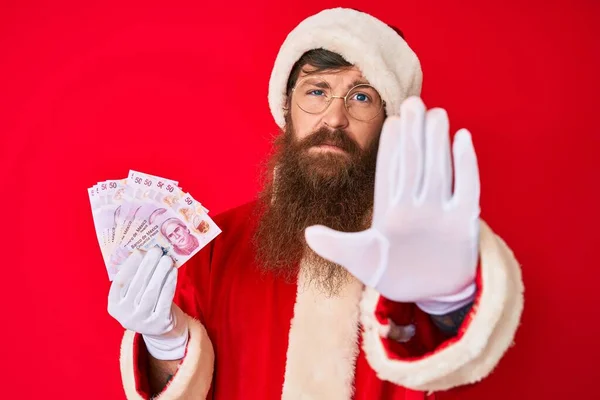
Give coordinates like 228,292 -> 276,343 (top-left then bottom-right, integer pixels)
108,247 -> 189,360
305,97 -> 480,313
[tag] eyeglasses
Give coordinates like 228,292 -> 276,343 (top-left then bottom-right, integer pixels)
291,77 -> 384,122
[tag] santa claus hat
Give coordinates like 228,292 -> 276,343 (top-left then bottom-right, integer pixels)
268,7 -> 423,128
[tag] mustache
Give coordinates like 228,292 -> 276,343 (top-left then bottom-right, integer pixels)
294,127 -> 361,155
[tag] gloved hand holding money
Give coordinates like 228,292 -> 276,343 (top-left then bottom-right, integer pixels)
88,170 -> 221,280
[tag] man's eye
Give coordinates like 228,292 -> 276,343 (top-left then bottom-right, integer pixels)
352,93 -> 370,102
308,90 -> 325,96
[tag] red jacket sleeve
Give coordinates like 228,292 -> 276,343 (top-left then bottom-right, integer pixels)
360,221 -> 524,392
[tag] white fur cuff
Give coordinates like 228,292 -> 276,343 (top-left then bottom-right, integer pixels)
268,7 -> 422,128
120,314 -> 215,399
360,221 -> 524,391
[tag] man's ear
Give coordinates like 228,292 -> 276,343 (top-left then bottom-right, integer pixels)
282,107 -> 290,126
283,96 -> 291,113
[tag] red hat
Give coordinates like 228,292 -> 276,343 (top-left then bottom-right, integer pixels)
268,8 -> 422,128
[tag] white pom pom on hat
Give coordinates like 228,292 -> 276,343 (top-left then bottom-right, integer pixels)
268,7 -> 423,128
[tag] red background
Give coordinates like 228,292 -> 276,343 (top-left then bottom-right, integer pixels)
1,0 -> 598,398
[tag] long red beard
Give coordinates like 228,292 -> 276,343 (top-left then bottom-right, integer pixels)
253,117 -> 379,295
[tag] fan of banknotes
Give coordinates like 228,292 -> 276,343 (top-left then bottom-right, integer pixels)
88,170 -> 221,280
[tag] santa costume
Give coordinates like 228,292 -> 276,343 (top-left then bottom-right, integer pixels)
118,8 -> 524,400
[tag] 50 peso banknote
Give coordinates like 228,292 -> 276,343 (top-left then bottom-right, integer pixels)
88,170 -> 220,280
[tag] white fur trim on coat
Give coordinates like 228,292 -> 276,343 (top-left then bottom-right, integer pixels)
120,314 -> 214,399
268,7 -> 422,128
361,220 -> 524,391
282,259 -> 365,400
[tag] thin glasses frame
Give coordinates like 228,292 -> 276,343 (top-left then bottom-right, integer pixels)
291,77 -> 385,122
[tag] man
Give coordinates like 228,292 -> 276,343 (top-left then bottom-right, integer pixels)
107,8 -> 523,399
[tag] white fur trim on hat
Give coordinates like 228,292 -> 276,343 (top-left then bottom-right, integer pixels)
268,8 -> 423,128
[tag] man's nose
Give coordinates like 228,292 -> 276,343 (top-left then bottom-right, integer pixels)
322,97 -> 349,130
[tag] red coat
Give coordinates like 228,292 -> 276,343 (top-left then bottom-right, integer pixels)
119,201 -> 523,400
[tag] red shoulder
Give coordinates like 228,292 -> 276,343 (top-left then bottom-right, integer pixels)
212,199 -> 259,239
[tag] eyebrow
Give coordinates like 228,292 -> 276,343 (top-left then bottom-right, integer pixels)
350,79 -> 371,87
303,78 -> 372,90
312,81 -> 330,89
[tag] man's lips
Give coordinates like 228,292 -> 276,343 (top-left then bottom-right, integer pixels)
309,142 -> 347,153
